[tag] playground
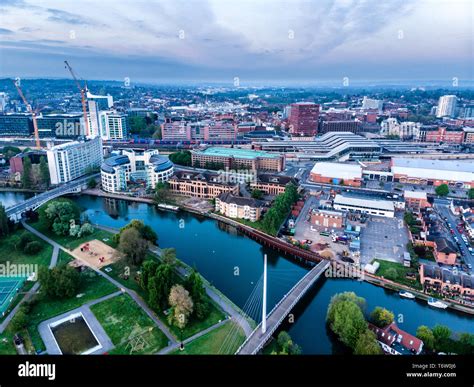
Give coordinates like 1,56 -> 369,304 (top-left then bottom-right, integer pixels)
71,240 -> 122,269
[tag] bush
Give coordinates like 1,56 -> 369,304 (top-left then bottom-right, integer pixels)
18,233 -> 34,250
24,241 -> 43,255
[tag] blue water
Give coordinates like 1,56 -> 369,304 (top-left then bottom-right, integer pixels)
3,192 -> 473,354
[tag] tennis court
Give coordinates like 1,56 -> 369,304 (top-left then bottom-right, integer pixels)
0,277 -> 26,316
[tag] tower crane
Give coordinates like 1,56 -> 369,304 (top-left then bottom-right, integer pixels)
12,80 -> 41,149
64,60 -> 90,137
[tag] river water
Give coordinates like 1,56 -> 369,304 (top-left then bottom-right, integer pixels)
2,192 -> 473,354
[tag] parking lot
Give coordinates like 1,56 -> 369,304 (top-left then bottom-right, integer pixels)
359,213 -> 409,265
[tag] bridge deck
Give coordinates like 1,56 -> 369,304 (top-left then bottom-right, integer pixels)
236,260 -> 330,355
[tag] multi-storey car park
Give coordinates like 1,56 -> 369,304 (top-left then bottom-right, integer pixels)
252,132 -> 382,161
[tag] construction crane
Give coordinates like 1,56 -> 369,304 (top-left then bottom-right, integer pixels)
64,60 -> 90,137
12,79 -> 41,149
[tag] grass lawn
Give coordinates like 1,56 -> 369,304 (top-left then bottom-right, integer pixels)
26,267 -> 118,352
90,293 -> 169,354
374,260 -> 422,290
171,320 -> 245,355
161,298 -> 226,340
29,219 -> 115,251
57,250 -> 74,265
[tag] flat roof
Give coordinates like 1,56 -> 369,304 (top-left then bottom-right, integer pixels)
392,158 -> 474,183
404,190 -> 427,199
195,147 -> 280,159
334,194 -> 395,212
311,162 -> 362,180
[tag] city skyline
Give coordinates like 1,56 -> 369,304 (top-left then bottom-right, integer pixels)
0,0 -> 473,84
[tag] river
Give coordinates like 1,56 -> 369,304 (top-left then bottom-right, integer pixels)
2,192 -> 473,354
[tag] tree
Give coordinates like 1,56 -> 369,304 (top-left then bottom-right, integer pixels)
21,156 -> 33,189
0,204 -> 9,238
161,248 -> 177,266
433,325 -> 451,349
140,260 -> 159,290
168,284 -> 193,330
154,182 -> 169,203
271,331 -> 302,355
118,227 -> 149,266
185,269 -> 208,319
113,220 -> 157,245
148,263 -> 174,310
370,307 -> 394,328
251,189 -> 264,200
10,308 -> 28,331
24,241 -> 43,255
416,325 -> 435,351
327,292 -> 368,350
168,151 -> 192,166
354,329 -> 382,355
468,188 -> 474,200
435,184 -> 449,197
87,177 -> 97,189
38,264 -> 81,299
44,199 -> 80,236
39,156 -> 50,188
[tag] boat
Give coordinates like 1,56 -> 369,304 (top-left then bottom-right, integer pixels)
427,298 -> 448,309
156,203 -> 179,212
399,291 -> 415,299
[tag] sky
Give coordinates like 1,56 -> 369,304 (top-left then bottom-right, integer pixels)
0,0 -> 473,85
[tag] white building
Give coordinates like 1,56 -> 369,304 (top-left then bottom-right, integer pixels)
436,95 -> 457,118
88,109 -> 128,140
0,92 -> 7,112
46,136 -> 103,185
361,97 -> 383,112
101,149 -> 174,193
333,194 -> 395,218
380,118 -> 421,140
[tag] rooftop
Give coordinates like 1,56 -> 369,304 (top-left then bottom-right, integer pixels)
311,162 -> 362,180
194,147 -> 280,159
334,194 -> 395,212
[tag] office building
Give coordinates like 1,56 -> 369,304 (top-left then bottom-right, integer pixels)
191,147 -> 285,172
320,120 -> 362,134
101,149 -> 173,193
0,114 -> 32,137
250,174 -> 297,196
36,114 -> 83,138
46,137 -> 103,185
361,97 -> 383,112
86,91 -> 113,110
168,170 -> 239,199
436,95 -> 457,118
288,102 -> 320,136
215,192 -> 263,222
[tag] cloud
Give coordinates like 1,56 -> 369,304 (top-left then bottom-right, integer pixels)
0,28 -> 14,35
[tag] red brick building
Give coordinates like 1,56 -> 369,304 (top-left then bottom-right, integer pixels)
288,103 -> 319,136
404,191 -> 431,212
310,209 -> 345,229
423,126 -> 464,144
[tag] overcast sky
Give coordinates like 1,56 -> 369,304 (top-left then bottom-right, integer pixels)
0,0 -> 472,84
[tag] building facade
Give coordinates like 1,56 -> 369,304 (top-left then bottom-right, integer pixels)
436,95 -> 457,118
168,170 -> 239,199
250,174 -> 297,195
215,192 -> 262,221
0,114 -> 32,137
288,102 -> 320,136
46,136 -> 103,185
310,209 -> 345,229
191,147 -> 284,172
310,162 -> 363,187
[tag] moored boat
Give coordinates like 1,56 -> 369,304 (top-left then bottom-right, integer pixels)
399,291 -> 415,299
427,297 -> 448,309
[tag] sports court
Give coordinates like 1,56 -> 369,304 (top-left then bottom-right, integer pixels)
0,276 -> 26,316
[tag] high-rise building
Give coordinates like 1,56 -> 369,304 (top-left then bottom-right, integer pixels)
46,136 -> 103,185
436,95 -> 457,118
288,102 -> 319,136
0,114 -> 32,136
0,93 -> 7,113
86,91 -> 113,110
88,110 -> 128,140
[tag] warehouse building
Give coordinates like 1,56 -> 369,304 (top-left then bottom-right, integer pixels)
391,158 -> 474,188
310,162 -> 362,187
333,194 -> 395,218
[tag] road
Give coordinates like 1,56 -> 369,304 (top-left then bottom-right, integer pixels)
434,199 -> 473,269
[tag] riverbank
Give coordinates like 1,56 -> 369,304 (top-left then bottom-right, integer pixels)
79,189 -> 474,316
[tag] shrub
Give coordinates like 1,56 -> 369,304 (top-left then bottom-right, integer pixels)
24,241 -> 43,255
